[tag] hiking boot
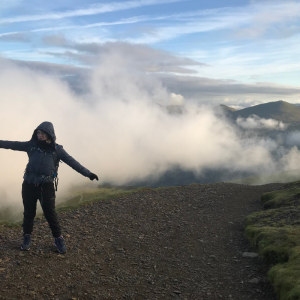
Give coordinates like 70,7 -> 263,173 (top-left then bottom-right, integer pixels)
21,234 -> 31,251
54,236 -> 66,254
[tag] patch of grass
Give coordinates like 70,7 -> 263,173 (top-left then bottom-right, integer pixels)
245,225 -> 300,264
268,247 -> 300,300
56,186 -> 146,212
0,220 -> 21,232
245,182 -> 300,300
261,182 -> 300,209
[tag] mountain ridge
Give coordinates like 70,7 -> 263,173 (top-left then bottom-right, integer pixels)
230,100 -> 300,124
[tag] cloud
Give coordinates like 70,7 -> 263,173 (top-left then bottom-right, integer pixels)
5,39 -> 300,103
2,40 -> 299,104
236,115 -> 287,130
41,40 -> 205,74
158,74 -> 300,100
1,51 -> 300,220
0,32 -> 30,42
27,8 -> 223,35
120,2 -> 300,44
43,35 -> 68,47
10,58 -> 88,76
28,15 -> 153,35
278,146 -> 300,171
2,1 -> 299,50
233,2 -> 300,39
0,0 -> 185,24
286,131 -> 300,147
169,93 -> 184,105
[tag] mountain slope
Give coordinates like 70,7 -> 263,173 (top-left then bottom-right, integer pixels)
231,100 -> 300,124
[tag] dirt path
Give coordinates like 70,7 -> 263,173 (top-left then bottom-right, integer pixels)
0,182 -> 283,300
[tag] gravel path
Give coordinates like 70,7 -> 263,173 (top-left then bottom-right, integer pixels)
0,182 -> 283,300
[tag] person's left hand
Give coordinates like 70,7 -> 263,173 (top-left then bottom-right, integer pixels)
89,173 -> 99,181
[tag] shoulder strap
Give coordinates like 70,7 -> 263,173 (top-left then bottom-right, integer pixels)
53,143 -> 59,168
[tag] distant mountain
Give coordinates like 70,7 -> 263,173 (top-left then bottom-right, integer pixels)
231,100 -> 300,124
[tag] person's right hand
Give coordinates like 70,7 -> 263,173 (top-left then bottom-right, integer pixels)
89,173 -> 99,181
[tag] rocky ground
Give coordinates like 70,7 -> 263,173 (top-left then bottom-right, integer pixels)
0,182 -> 283,300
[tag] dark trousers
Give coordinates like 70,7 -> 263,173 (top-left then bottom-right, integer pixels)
22,180 -> 61,238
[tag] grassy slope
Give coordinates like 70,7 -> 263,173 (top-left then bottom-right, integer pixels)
245,181 -> 300,300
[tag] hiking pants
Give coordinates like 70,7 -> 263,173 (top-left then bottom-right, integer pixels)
22,180 -> 61,238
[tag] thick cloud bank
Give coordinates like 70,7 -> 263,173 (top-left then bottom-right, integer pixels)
0,53 -> 300,216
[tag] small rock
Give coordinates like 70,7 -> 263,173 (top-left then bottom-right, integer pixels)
248,278 -> 260,284
173,291 -> 181,295
209,255 -> 218,261
28,291 -> 36,295
36,274 -> 41,278
242,252 -> 258,258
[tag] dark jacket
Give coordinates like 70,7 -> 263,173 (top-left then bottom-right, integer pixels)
0,122 -> 92,184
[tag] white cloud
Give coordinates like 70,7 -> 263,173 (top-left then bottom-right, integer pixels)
278,146 -> 300,171
236,114 -> 287,130
0,0 -> 185,24
169,93 -> 185,105
3,2 -> 299,43
1,51 -> 300,219
286,131 -> 300,147
122,2 -> 300,44
0,9 -> 224,37
183,32 -> 300,86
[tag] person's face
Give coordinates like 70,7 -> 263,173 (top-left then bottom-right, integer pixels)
37,130 -> 48,141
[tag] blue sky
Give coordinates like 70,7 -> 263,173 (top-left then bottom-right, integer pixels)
1,0 -> 300,105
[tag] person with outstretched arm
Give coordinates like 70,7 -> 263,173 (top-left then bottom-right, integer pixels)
0,121 -> 98,254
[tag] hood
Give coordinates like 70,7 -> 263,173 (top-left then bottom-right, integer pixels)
32,121 -> 56,142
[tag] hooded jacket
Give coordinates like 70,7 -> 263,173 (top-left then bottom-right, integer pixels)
0,122 -> 92,184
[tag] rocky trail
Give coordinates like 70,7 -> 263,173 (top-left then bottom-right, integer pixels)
0,182 -> 283,300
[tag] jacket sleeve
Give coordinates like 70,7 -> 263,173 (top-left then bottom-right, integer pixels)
57,145 -> 92,178
0,140 -> 30,152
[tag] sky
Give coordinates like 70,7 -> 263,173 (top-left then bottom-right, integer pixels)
0,0 -> 300,107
